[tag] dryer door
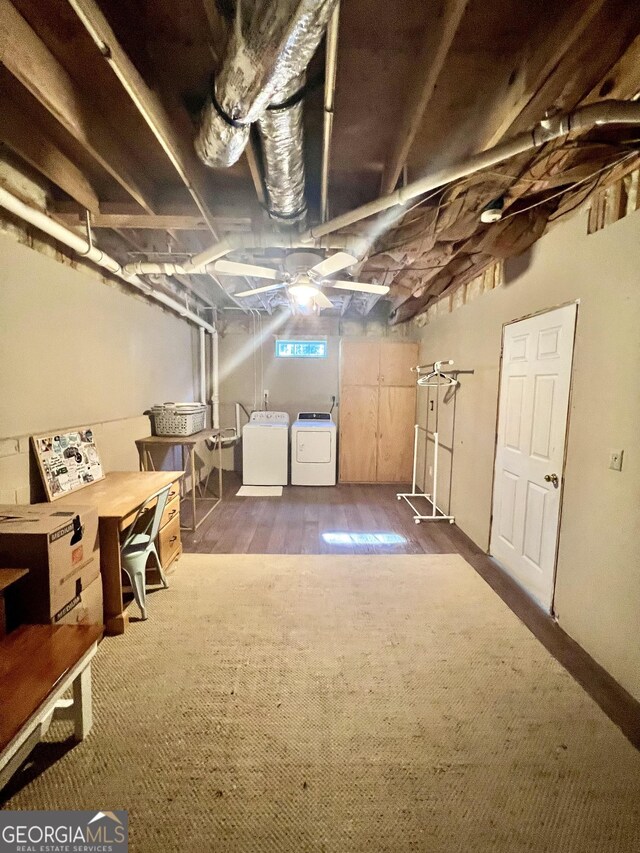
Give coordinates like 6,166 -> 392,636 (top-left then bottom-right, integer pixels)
296,429 -> 332,463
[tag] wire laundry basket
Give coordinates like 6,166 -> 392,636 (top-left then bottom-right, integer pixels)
150,402 -> 207,436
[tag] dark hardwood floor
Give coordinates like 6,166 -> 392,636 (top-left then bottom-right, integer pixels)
181,472 -> 640,750
182,473 -> 473,556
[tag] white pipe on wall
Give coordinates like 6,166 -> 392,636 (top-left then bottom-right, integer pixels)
0,187 -> 215,333
301,99 -> 640,241
211,329 -> 220,429
199,327 -> 207,407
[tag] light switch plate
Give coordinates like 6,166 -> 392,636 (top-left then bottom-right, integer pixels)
609,449 -> 624,471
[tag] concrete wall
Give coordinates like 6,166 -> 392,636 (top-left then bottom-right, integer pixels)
0,228 -> 200,502
415,207 -> 640,701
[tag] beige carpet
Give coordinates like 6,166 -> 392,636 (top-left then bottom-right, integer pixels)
3,554 -> 640,852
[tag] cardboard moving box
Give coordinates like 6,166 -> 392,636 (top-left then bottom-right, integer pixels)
54,572 -> 103,626
0,504 -> 100,624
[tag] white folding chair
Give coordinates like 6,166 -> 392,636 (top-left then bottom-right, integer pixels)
120,485 -> 171,620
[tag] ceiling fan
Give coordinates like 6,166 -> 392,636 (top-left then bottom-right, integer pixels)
211,251 -> 389,311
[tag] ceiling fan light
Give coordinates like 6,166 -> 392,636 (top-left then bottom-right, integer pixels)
289,283 -> 320,305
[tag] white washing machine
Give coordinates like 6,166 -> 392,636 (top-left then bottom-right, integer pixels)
242,411 -> 289,485
291,412 -> 337,486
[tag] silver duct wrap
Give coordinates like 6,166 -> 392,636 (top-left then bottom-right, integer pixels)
195,0 -> 338,219
257,73 -> 307,222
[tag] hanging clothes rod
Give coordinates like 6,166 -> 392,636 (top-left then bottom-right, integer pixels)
411,359 -> 453,374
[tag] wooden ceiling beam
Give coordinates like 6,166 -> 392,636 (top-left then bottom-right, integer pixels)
486,0 -> 640,148
0,0 -> 156,213
0,97 -> 100,213
67,0 -> 224,239
481,0 -> 608,149
379,0 -> 469,195
53,212 -> 251,231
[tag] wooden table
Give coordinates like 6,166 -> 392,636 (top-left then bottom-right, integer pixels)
54,471 -> 182,635
0,568 -> 29,638
0,624 -> 101,790
135,429 -> 223,532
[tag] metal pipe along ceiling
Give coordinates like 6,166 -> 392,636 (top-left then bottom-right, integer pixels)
195,0 -> 338,222
301,99 -> 640,241
0,188 -> 215,333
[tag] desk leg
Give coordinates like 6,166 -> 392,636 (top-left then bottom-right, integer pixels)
100,518 -> 128,636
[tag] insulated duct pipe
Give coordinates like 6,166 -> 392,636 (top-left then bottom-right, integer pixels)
301,100 -> 640,241
123,231 -> 368,277
0,187 -> 215,333
195,0 -> 338,222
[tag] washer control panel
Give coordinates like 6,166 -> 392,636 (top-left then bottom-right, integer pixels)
249,410 -> 290,424
296,412 -> 333,421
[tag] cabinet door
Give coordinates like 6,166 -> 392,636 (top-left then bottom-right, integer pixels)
376,386 -> 416,482
379,341 -> 418,386
341,340 -> 380,386
339,385 -> 378,482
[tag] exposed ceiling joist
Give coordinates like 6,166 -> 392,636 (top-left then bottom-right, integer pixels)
53,213 -> 251,231
0,97 -> 100,213
379,0 -> 469,195
67,0 -> 222,238
244,136 -> 267,207
481,0 -> 608,149
0,0 -> 156,213
493,0 -> 640,143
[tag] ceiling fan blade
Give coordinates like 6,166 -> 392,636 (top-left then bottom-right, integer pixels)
327,280 -> 390,295
235,283 -> 285,297
313,289 -> 334,310
309,251 -> 357,278
213,259 -> 279,280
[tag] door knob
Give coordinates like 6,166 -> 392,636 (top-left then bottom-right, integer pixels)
544,473 -> 559,487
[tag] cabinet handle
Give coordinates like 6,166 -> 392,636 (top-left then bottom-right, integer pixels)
168,490 -> 177,500
168,509 -> 177,519
169,535 -> 178,544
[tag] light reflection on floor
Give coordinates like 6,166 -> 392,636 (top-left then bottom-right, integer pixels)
322,532 -> 406,546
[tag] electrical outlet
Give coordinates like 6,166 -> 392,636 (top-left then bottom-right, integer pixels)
609,449 -> 624,472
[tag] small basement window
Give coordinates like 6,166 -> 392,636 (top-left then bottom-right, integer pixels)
275,339 -> 327,359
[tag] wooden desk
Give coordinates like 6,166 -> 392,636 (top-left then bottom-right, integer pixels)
136,430 -> 223,532
54,471 -> 182,635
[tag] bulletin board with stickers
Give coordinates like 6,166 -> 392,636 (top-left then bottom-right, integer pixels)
32,427 -> 104,501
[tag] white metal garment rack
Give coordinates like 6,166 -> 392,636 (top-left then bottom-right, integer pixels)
397,360 -> 474,524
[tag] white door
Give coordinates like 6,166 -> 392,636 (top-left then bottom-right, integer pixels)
490,303 -> 577,611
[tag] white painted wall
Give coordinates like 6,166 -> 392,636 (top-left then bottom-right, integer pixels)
0,229 -> 200,501
416,208 -> 640,700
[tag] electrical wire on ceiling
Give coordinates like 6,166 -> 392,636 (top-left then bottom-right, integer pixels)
498,151 -> 637,222
369,149 -> 638,259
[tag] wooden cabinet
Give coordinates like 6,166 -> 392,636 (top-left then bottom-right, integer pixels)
339,385 -> 379,482
158,514 -> 181,568
143,479 -> 181,577
339,340 -> 418,483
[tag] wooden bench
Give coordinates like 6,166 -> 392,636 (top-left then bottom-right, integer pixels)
0,624 -> 102,791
